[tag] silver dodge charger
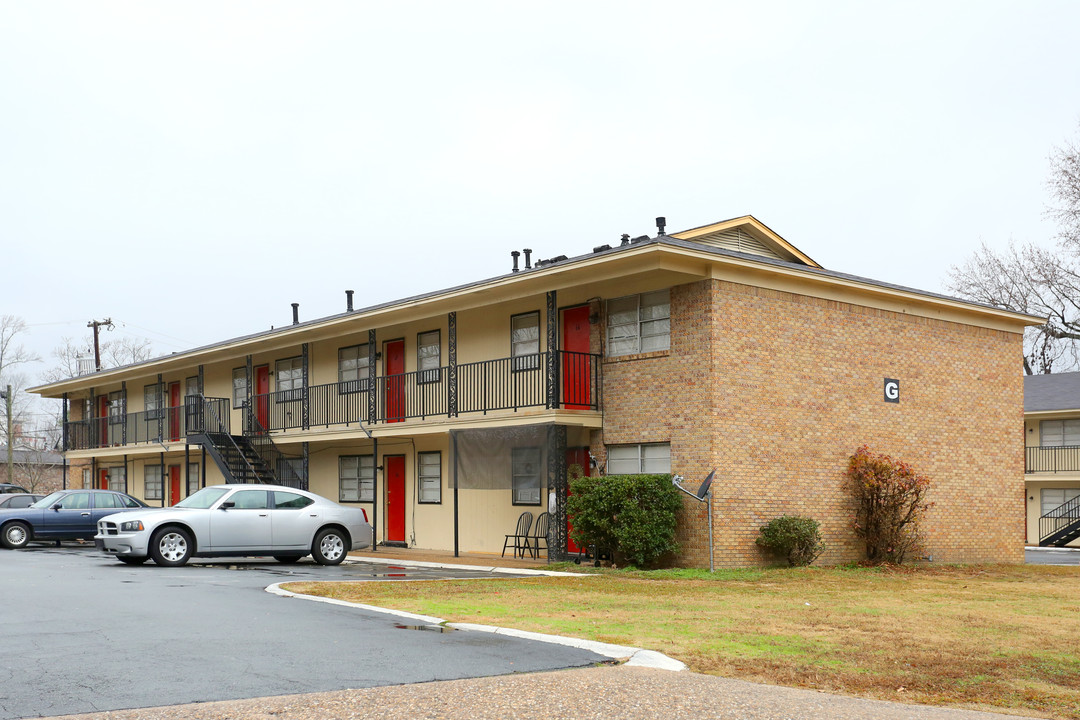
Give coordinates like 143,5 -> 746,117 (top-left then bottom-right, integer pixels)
95,484 -> 373,566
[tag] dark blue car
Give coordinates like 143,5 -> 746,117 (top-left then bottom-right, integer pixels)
0,489 -> 148,549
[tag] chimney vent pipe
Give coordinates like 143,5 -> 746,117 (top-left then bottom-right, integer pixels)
523,248 -> 532,269
656,217 -> 667,236
291,303 -> 299,325
346,290 -> 354,312
511,250 -> 520,273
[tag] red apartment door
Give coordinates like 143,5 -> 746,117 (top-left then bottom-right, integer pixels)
168,382 -> 181,441
565,447 -> 591,554
384,340 -> 405,422
168,464 -> 181,506
561,306 -> 591,409
99,468 -> 109,490
385,455 -> 406,544
254,365 -> 270,430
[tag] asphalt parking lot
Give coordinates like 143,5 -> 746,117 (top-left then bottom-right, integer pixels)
0,544 -> 604,720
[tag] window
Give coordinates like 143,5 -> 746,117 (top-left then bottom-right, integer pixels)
82,468 -> 91,489
417,330 -> 441,383
418,452 -> 442,503
187,463 -> 201,496
185,376 -> 199,399
339,455 -> 374,502
1041,488 -> 1080,515
276,357 -> 303,401
230,489 -> 269,509
606,443 -> 671,474
57,493 -> 89,509
108,391 -> 124,424
512,447 -> 542,505
145,465 -> 162,500
144,384 -> 163,419
232,368 -> 248,408
338,343 -> 371,393
274,491 -> 314,509
1041,419 -> 1080,447
606,289 -> 670,357
511,312 -> 540,371
108,466 -> 126,493
277,457 -> 304,485
94,491 -> 122,509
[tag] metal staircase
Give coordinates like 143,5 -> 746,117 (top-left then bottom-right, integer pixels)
1039,494 -> 1080,547
185,396 -> 306,490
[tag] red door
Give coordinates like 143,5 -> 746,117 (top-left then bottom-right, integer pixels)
565,447 -> 591,553
168,382 -> 181,441
168,464 -> 181,506
561,305 -> 591,409
99,468 -> 109,490
386,455 -> 406,544
384,340 -> 405,422
254,365 -> 270,430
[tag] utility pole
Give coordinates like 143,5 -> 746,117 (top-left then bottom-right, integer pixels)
87,318 -> 114,372
1,385 -> 12,485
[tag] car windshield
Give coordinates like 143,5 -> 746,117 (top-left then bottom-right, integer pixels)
31,491 -> 67,508
175,487 -> 230,509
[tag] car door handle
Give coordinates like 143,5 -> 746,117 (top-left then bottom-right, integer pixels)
81,512 -> 91,516
259,513 -> 268,517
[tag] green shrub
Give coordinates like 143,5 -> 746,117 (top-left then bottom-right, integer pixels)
756,515 -> 825,566
567,473 -> 681,567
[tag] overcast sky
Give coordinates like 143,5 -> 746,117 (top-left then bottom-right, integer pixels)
3,1 -> 1079,392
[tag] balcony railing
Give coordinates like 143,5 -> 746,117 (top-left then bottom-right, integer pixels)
1026,445 -> 1080,474
63,351 -> 600,449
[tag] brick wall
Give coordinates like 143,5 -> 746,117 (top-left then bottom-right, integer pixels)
599,278 -> 1025,568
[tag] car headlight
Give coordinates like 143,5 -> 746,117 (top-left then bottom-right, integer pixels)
119,520 -> 145,532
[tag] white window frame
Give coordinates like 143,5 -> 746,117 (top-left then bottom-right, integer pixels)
418,451 -> 442,504
338,343 -> 371,393
232,367 -> 248,409
145,464 -> 163,500
144,383 -> 163,419
511,311 -> 541,371
606,289 -> 671,357
1041,419 -> 1080,447
108,466 -> 126,493
339,455 -> 374,503
512,446 -> 542,506
276,357 -> 304,401
1041,487 -> 1080,516
606,442 -> 671,475
417,330 -> 441,384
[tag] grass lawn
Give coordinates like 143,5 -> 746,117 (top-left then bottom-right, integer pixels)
285,564 -> 1080,719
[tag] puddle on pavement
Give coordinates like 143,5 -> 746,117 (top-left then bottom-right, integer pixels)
394,623 -> 456,633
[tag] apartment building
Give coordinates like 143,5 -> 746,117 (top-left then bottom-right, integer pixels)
1024,371 -> 1080,547
31,216 -> 1040,567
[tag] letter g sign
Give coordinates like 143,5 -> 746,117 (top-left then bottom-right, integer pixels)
884,378 -> 900,403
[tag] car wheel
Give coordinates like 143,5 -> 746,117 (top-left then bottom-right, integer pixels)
1,522 -> 31,549
311,528 -> 348,565
117,556 -> 149,565
274,555 -> 302,563
150,527 -> 193,567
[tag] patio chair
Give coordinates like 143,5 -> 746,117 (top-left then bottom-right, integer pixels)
502,511 -> 534,558
529,511 -> 550,559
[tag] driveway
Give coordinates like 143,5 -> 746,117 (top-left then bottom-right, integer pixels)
0,545 -> 603,719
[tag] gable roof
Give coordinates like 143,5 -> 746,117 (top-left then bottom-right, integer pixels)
669,215 -> 820,267
1025,372 -> 1080,413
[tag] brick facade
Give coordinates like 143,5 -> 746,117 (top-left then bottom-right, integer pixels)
597,278 -> 1025,568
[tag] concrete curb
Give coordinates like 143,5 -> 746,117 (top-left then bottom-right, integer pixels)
266,576 -> 688,672
343,554 -> 586,577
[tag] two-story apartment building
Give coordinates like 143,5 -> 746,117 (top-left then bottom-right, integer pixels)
1025,371 -> 1080,547
31,216 -> 1040,567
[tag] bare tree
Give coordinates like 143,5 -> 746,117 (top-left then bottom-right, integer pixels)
947,127 -> 1080,374
41,335 -> 155,383
0,315 -> 42,443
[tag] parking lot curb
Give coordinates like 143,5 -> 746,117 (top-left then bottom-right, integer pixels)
266,579 -> 687,672
343,554 -> 586,577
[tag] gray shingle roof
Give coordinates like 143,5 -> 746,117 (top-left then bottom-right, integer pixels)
1025,372 -> 1080,413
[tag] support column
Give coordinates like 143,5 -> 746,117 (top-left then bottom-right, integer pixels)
448,312 -> 458,418
547,424 -> 568,562
546,291 -> 558,409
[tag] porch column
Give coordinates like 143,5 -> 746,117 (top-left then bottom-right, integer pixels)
61,393 -> 68,489
301,343 -> 310,431
547,424 -> 568,562
156,374 -> 164,444
448,312 -> 457,418
546,290 -> 557,410
120,381 -> 127,446
367,329 -> 377,424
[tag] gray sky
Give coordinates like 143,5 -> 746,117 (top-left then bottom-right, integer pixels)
3,1 -> 1079,388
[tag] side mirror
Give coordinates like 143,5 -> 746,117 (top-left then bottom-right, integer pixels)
220,501 -> 235,510
51,503 -> 63,512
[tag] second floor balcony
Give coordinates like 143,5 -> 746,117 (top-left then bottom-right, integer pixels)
1026,445 -> 1080,474
63,350 -> 601,451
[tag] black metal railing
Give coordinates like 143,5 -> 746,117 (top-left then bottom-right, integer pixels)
1026,445 -> 1080,474
1039,494 -> 1080,546
242,405 -> 305,489
63,350 -> 601,448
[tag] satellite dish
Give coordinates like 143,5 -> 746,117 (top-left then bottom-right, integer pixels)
695,469 -> 715,500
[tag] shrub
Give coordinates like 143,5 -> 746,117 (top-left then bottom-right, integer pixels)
846,445 -> 933,565
756,515 -> 825,566
567,473 -> 681,567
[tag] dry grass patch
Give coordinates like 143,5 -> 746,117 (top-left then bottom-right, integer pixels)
285,564 -> 1080,719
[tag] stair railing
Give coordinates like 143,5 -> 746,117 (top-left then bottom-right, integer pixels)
242,401 -> 305,489
188,395 -> 263,484
1039,493 -> 1080,545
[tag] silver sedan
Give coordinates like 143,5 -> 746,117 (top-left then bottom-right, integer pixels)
95,484 -> 373,567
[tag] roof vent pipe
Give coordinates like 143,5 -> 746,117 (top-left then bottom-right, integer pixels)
523,248 -> 532,269
346,290 -> 354,312
656,217 -> 666,236
291,303 -> 299,325
511,251 -> 520,273
620,233 -> 631,246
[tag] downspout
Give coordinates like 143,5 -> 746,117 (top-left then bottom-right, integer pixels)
452,430 -> 459,557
